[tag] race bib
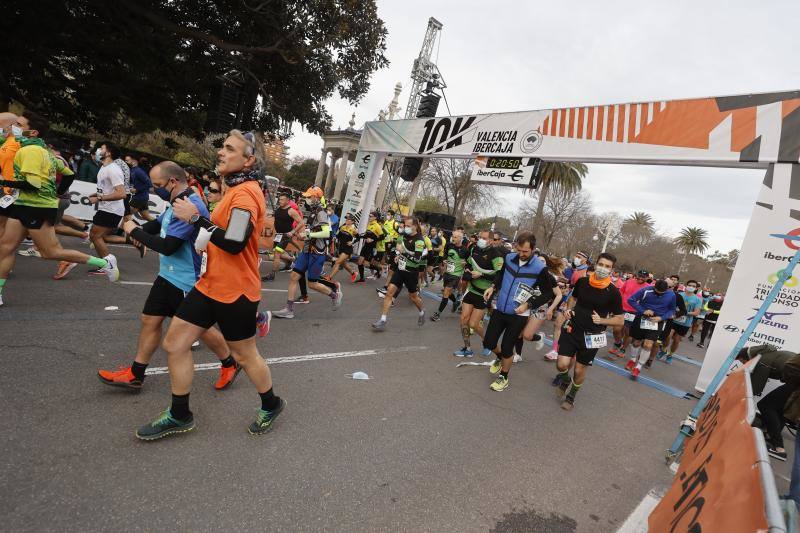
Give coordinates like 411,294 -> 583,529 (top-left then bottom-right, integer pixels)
514,283 -> 534,304
397,256 -> 407,271
640,317 -> 659,330
200,252 -> 208,276
445,260 -> 455,274
623,312 -> 636,322
584,333 -> 607,349
273,233 -> 283,242
0,189 -> 19,209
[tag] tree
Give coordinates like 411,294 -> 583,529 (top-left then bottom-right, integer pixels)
622,211 -> 656,247
526,162 -> 588,231
674,226 -> 710,274
284,158 -> 322,191
418,159 -> 497,224
516,182 -> 593,251
2,1 -> 388,136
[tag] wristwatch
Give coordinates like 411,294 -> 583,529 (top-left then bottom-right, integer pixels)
190,213 -> 200,224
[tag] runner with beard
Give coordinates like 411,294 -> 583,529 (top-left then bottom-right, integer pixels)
512,254 -> 563,362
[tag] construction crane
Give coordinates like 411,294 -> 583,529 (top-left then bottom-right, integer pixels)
382,17 -> 445,212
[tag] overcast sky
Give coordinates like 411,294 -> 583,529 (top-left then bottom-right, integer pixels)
288,0 -> 800,254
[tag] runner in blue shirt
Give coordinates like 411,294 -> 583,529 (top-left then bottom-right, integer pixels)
659,280 -> 702,363
625,279 -> 676,380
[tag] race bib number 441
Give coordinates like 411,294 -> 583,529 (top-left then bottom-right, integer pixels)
584,333 -> 607,349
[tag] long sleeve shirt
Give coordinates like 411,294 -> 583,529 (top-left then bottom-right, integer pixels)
627,287 -> 677,320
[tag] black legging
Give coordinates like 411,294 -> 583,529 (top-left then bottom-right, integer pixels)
700,320 -> 716,344
758,383 -> 795,449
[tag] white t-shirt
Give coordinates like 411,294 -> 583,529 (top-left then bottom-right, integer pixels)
97,162 -> 125,216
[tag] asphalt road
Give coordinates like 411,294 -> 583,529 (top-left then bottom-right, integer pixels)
0,238 -> 767,532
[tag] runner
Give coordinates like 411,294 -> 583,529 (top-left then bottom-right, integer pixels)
552,252 -> 624,410
426,227 -> 443,284
272,186 -> 342,319
624,279 -> 677,379
125,154 -> 154,221
482,231 -> 555,391
354,211 -> 383,283
690,289 -> 712,342
544,250 -> 590,360
84,141 -> 126,277
381,211 -> 399,277
97,161 -> 242,391
136,130 -> 284,440
608,269 -> 650,358
325,213 -> 358,281
646,275 -> 687,365
453,229 -> 504,357
697,293 -> 723,348
371,216 -> 427,331
264,191 -> 304,282
658,279 -> 701,363
431,229 -> 468,322
0,112 -> 119,306
513,254 -> 563,362
0,112 -> 21,241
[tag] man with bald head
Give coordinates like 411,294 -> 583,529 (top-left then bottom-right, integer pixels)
97,161 -> 243,391
0,111 -> 21,239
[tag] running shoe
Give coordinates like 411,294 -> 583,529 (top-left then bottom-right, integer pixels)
273,308 -> 295,319
376,287 -> 387,295
294,296 -> 310,304
531,334 -> 544,351
512,354 -> 523,363
656,350 -> 666,360
354,278 -> 365,284
624,359 -> 636,372
451,299 -> 461,313
480,347 -> 493,358
561,396 -> 575,411
371,319 -> 386,331
104,254 -> 120,282
18,247 -> 41,257
417,311 -> 426,326
688,335 -> 695,342
551,374 -> 564,387
0,294 -> 3,307
98,366 -> 143,390
544,349 -> 558,359
696,343 -> 705,348
490,375 -> 508,391
256,311 -> 272,337
214,362 -> 242,390
88,268 -> 106,276
453,347 -> 474,357
489,358 -> 502,374
332,288 -> 343,310
191,340 -> 200,348
644,360 -> 653,369
377,291 -> 386,299
631,367 -> 640,380
136,409 -> 195,441
53,261 -> 78,280
767,445 -> 788,461
248,398 -> 286,435
21,238 -> 33,246
350,272 -> 358,283
430,312 -> 441,322
261,272 -> 275,282
608,347 -> 625,358
665,355 -> 673,364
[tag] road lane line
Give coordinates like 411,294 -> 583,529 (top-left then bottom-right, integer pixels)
144,345 -> 427,375
616,488 -> 663,533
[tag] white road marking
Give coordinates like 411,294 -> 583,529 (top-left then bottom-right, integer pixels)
144,345 -> 427,376
616,488 -> 663,533
120,280 -> 286,292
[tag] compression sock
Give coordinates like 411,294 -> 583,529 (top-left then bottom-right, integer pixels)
358,264 -> 365,281
298,276 -> 308,297
438,298 -> 448,313
86,256 -> 107,268
220,355 -> 236,368
286,299 -> 295,312
566,379 -> 582,400
170,393 -> 191,421
556,369 -> 570,386
514,337 -> 524,356
448,293 -> 457,304
131,361 -> 148,381
500,370 -> 509,379
259,388 -> 280,411
318,278 -> 338,292
0,278 -> 5,295
461,324 -> 471,349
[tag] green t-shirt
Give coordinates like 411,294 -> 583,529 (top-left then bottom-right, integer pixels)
14,144 -> 62,209
443,243 -> 469,277
467,247 -> 504,295
396,234 -> 426,271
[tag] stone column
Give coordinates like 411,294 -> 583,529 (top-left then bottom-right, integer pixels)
333,151 -> 350,201
324,154 -> 339,198
314,148 -> 327,187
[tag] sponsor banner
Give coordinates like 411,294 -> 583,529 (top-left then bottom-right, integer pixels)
64,180 -> 168,223
359,90 -> 800,166
470,156 -> 542,188
697,163 -> 800,391
341,151 -> 380,233
649,369 -> 771,532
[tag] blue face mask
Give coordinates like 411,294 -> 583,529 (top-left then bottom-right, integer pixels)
154,187 -> 171,202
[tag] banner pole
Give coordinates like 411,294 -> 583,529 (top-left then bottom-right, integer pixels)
667,243 -> 800,463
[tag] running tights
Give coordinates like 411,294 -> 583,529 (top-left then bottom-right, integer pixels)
700,320 -> 716,344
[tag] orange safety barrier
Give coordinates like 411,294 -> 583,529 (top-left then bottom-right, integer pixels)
649,369 -> 770,532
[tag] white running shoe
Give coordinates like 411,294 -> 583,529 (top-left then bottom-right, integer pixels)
273,308 -> 295,319
531,335 -> 545,351
512,354 -> 523,363
544,350 -> 558,361
104,254 -> 120,282
333,288 -> 343,310
191,340 -> 200,348
18,247 -> 41,258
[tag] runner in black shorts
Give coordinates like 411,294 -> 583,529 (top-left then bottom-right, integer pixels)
431,230 -> 467,321
624,279 -> 677,380
553,252 -> 623,411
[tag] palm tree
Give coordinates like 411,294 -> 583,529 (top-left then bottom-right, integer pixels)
528,162 -> 588,232
674,226 -> 710,274
623,211 -> 655,247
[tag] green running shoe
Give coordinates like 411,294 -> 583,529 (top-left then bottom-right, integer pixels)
136,409 -> 195,441
490,375 -> 509,392
248,398 -> 286,435
489,358 -> 503,374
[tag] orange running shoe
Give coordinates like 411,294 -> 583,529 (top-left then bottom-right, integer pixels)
350,271 -> 358,283
215,362 -> 242,390
98,366 -> 142,390
53,261 -> 78,280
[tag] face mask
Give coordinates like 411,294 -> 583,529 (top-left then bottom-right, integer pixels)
477,238 -> 488,249
702,291 -> 710,297
685,286 -> 697,293
573,257 -> 582,267
714,295 -> 723,301
594,266 -> 611,279
11,125 -> 23,138
154,186 -> 172,202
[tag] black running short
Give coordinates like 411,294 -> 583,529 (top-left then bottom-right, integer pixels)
443,274 -> 461,290
667,321 -> 690,337
142,276 -> 188,317
6,204 -> 58,229
483,310 -> 527,358
558,328 -> 600,366
462,289 -> 487,310
629,315 -> 665,341
428,255 -> 441,267
360,243 -> 375,260
93,210 -> 123,229
175,288 -> 259,341
389,269 -> 419,294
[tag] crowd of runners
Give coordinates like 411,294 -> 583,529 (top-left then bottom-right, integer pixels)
0,109 -> 728,439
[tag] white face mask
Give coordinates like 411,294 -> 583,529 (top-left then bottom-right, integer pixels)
573,257 -> 582,267
11,125 -> 23,138
594,266 -> 611,279
477,238 -> 488,249
685,286 -> 697,293
403,227 -> 413,235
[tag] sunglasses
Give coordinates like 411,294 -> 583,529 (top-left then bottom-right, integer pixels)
209,188 -> 220,193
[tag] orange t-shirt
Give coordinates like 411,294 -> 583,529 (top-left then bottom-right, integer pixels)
195,180 -> 265,303
0,137 -> 21,194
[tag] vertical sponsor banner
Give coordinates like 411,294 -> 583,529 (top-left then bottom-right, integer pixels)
341,150 -> 381,233
64,180 -> 168,223
696,163 -> 800,391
